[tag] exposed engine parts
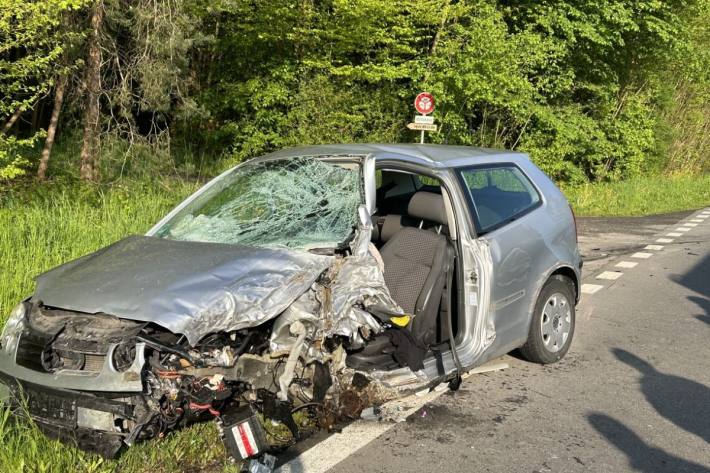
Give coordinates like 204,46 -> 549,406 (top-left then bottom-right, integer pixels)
5,279 -> 401,465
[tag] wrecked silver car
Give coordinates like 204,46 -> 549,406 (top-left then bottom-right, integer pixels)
0,145 -> 582,463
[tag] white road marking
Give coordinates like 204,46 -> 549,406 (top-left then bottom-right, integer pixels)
276,413 -> 408,472
675,227 -> 691,232
698,216 -> 708,220
632,252 -> 654,259
682,223 -> 698,227
597,271 -> 623,280
656,238 -> 674,243
667,232 -> 683,237
690,219 -> 703,223
464,361 -> 510,377
615,261 -> 638,269
276,360 -> 507,473
644,245 -> 664,251
581,284 -> 605,295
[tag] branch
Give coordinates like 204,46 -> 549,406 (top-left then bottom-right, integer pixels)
1,108 -> 23,134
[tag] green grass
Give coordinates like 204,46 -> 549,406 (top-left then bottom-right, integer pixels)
562,173 -> 710,216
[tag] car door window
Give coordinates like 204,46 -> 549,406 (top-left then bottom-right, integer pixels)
459,165 -> 541,234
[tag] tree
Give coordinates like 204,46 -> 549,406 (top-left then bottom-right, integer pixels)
0,0 -> 88,181
0,0 -> 84,180
79,0 -> 104,181
37,75 -> 67,180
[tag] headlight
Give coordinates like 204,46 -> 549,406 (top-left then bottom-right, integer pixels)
1,302 -> 27,356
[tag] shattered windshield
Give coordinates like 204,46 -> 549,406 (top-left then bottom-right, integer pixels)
156,156 -> 362,249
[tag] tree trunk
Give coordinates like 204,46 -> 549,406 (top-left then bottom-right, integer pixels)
79,0 -> 104,182
37,76 -> 68,180
2,108 -> 22,134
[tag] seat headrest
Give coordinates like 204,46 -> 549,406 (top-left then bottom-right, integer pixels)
408,191 -> 447,225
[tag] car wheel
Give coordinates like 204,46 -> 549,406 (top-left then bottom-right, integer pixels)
520,275 -> 575,364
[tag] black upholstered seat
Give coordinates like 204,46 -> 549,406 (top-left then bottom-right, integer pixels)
379,191 -> 452,345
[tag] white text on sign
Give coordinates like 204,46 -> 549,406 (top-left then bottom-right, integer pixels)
407,123 -> 437,131
414,115 -> 435,125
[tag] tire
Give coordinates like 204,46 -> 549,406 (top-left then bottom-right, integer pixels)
520,275 -> 576,364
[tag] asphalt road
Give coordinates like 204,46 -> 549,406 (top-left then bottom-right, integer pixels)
283,208 -> 710,473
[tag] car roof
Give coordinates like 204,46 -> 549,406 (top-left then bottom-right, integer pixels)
257,144 -> 529,169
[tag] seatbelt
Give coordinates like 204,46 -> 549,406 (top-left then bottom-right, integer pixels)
445,247 -> 463,391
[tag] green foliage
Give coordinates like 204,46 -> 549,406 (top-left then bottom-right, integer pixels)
2,0 -> 708,182
0,0 -> 88,180
0,0 -> 84,116
0,133 -> 43,180
184,0 -> 707,182
658,0 -> 710,174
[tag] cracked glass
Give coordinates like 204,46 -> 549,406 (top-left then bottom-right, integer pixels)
156,156 -> 362,249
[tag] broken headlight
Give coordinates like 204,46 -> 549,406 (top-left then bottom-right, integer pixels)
1,302 -> 27,356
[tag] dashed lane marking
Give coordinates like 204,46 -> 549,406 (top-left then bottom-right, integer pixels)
667,232 -> 683,237
615,261 -> 638,269
690,219 -> 703,223
683,223 -> 698,227
675,227 -> 691,232
632,252 -> 654,259
644,245 -> 664,251
597,271 -> 623,280
656,238 -> 674,243
581,284 -> 605,294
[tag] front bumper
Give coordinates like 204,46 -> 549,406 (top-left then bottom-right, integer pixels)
0,371 -> 148,458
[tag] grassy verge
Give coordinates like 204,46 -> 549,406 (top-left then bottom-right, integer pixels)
562,173 -> 710,217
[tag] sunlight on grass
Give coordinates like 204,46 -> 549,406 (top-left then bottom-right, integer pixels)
562,174 -> 710,216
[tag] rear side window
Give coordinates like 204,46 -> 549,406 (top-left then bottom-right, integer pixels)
459,165 -> 541,234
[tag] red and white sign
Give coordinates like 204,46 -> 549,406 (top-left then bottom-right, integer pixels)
232,421 -> 260,458
414,92 -> 435,115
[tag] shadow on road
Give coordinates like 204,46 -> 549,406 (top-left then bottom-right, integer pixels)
613,348 -> 710,443
670,253 -> 710,326
688,295 -> 710,326
588,413 -> 710,473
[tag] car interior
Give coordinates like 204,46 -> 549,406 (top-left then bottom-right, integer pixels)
347,169 -> 460,371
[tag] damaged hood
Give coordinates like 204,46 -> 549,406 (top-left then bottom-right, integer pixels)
33,235 -> 333,345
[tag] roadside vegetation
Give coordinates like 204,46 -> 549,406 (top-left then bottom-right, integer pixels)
0,0 -> 709,472
564,174 -> 710,217
1,0 -> 708,185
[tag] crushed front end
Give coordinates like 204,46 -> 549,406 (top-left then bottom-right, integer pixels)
0,238 -> 410,461
0,155 -> 429,462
